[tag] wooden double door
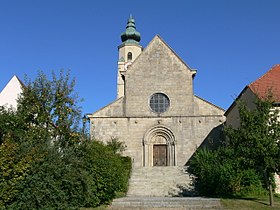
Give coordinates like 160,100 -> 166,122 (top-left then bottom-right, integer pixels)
153,144 -> 167,166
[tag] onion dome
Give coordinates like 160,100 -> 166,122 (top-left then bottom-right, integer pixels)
121,15 -> 141,44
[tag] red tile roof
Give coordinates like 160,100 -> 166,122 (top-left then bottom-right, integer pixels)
248,64 -> 280,102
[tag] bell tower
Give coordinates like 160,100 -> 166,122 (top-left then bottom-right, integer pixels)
117,15 -> 143,98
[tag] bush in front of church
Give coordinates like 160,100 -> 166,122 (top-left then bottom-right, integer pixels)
81,140 -> 132,207
188,147 -> 266,197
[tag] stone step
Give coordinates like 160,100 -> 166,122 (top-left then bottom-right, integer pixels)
127,166 -> 194,197
109,197 -> 222,209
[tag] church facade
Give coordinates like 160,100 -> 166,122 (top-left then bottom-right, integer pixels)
88,17 -> 225,196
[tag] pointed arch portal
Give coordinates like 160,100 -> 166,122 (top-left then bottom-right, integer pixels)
143,126 -> 176,166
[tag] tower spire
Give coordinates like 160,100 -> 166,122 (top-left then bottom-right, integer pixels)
117,16 -> 143,99
121,15 -> 141,44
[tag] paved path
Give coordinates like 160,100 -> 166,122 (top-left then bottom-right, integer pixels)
109,196 -> 223,210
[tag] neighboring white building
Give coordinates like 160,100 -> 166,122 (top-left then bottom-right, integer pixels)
0,75 -> 24,110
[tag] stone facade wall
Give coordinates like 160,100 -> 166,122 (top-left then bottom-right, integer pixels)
91,115 -> 224,167
90,35 -> 225,169
89,34 -> 225,196
125,36 -> 196,117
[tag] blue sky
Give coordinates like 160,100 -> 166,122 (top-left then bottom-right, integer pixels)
0,0 -> 279,115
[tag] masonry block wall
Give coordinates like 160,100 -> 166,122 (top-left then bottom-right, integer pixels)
89,35 -> 225,168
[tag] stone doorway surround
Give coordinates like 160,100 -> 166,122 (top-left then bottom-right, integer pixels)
143,125 -> 175,166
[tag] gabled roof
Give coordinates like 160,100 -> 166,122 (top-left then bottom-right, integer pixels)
195,95 -> 225,112
248,64 -> 280,101
154,35 -> 197,74
88,96 -> 124,118
128,35 -> 197,76
224,86 -> 252,116
225,65 -> 280,116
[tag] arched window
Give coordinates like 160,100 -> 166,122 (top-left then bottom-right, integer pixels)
127,52 -> 132,61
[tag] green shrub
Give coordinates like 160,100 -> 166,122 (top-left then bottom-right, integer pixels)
81,141 -> 131,207
188,148 -> 220,195
1,139 -> 131,209
106,137 -> 126,154
7,145 -> 89,210
188,147 -> 266,197
0,139 -> 35,209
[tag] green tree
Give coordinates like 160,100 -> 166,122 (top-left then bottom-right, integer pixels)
226,97 -> 280,206
0,70 -> 132,209
16,70 -> 82,148
0,107 -> 37,209
0,106 -> 25,145
0,70 -> 85,209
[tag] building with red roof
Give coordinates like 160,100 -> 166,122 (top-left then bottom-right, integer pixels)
225,64 -> 280,128
249,64 -> 280,102
225,64 -> 280,193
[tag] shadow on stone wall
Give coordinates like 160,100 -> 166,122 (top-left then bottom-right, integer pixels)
196,124 -> 226,150
176,124 -> 226,197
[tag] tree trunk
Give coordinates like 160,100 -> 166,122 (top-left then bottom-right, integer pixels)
269,181 -> 274,207
267,172 -> 274,207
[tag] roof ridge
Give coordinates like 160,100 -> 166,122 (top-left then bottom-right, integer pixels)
249,64 -> 280,88
0,75 -> 24,94
194,95 -> 225,111
155,35 -> 196,72
14,75 -> 25,88
126,35 -> 197,76
248,64 -> 280,101
89,96 -> 124,116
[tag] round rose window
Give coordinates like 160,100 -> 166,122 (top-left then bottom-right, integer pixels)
149,93 -> 170,113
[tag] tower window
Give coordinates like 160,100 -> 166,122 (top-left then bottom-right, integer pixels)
150,93 -> 170,113
127,52 -> 132,61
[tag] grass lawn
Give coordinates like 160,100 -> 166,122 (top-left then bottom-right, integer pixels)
221,195 -> 280,210
82,195 -> 280,210
80,206 -> 108,210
